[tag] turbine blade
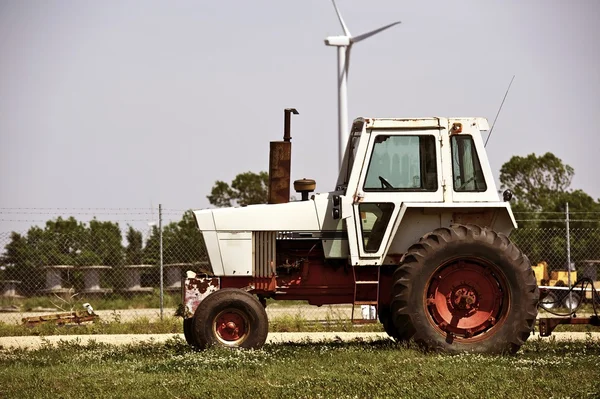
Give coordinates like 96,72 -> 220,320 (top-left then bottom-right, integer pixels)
351,21 -> 401,43
332,0 -> 351,37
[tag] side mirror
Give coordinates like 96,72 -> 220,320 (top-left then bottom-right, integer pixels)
503,189 -> 513,202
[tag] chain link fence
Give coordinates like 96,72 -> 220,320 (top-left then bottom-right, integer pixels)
511,208 -> 600,310
0,206 -> 599,327
0,207 -> 212,326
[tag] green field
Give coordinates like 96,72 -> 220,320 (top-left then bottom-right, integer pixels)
1,337 -> 599,399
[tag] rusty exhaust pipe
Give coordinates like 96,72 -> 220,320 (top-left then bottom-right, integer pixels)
268,108 -> 298,204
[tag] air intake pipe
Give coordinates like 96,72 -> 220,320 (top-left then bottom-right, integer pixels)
268,108 -> 298,204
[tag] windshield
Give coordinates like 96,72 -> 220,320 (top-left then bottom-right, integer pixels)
363,135 -> 438,191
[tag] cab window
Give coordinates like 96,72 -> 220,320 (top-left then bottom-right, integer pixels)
359,203 -> 394,252
363,135 -> 437,191
451,135 -> 487,192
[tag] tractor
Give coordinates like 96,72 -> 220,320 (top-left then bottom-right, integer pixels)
182,110 -> 541,354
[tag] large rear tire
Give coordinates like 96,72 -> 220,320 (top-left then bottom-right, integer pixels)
378,306 -> 400,340
391,224 -> 538,354
192,288 -> 269,349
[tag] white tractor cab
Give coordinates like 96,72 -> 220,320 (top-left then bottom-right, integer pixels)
183,112 -> 541,354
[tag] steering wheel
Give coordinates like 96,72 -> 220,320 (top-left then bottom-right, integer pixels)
457,176 -> 475,190
378,176 -> 394,189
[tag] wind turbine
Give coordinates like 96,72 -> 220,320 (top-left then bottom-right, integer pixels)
324,0 -> 401,169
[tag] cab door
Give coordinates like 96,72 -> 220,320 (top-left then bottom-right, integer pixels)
343,126 -> 444,266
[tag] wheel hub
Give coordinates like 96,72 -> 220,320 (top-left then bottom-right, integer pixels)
450,286 -> 479,312
427,260 -> 507,340
215,311 -> 248,343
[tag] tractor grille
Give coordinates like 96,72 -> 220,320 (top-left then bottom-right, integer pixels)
253,231 -> 276,278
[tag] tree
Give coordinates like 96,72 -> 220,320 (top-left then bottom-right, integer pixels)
500,153 -> 600,266
0,217 -> 127,293
143,225 -> 160,265
500,152 -> 574,212
125,226 -> 144,265
88,219 -> 123,266
207,171 -> 269,207
42,217 -> 90,265
500,152 -> 600,222
1,232 -> 44,293
163,211 -> 208,268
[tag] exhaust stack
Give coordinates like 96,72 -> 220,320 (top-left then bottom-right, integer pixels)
268,108 -> 298,204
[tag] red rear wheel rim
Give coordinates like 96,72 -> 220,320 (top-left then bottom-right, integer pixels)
213,310 -> 249,345
426,259 -> 508,340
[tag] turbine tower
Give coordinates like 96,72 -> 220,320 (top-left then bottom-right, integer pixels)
324,0 -> 401,169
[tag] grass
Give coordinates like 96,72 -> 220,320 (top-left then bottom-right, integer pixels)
1,337 -> 599,398
553,324 -> 600,333
0,309 -> 598,337
0,312 -> 384,337
265,298 -> 312,307
0,316 -> 184,337
0,292 -> 182,311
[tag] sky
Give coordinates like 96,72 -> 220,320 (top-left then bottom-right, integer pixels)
1,0 -> 599,234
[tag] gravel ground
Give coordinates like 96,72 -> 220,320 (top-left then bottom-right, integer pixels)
1,331 -> 598,351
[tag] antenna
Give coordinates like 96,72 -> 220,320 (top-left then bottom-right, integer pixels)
485,75 -> 515,148
324,0 -> 401,169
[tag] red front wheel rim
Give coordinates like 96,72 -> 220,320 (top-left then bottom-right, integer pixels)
213,310 -> 250,345
426,259 -> 508,340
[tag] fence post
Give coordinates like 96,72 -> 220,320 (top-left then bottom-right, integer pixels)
159,203 -> 164,321
566,202 -> 573,316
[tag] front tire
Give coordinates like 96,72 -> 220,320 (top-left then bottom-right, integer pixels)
192,288 -> 269,349
391,224 -> 539,354
183,318 -> 198,347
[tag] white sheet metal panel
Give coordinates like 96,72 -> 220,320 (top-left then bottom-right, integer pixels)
367,117 -> 446,130
218,231 -> 252,276
385,202 -> 517,258
365,117 -> 489,132
193,210 -> 224,275
400,202 -> 517,231
211,200 -> 320,231
386,206 -> 449,257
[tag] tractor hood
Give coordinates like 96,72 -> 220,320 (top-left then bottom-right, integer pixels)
193,199 -> 321,232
